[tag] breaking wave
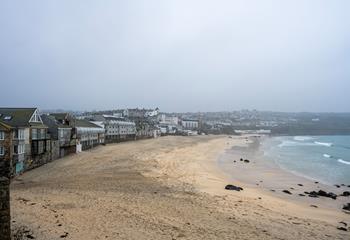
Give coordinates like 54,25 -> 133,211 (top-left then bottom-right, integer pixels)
338,159 -> 350,165
314,141 -> 333,147
294,136 -> 314,141
278,141 -> 316,148
323,154 -> 331,158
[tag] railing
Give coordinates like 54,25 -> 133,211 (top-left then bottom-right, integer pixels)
59,139 -> 77,147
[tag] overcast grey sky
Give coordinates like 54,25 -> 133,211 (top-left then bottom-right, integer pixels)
1,0 -> 349,112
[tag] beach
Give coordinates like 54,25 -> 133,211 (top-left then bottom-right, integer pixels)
11,135 -> 350,239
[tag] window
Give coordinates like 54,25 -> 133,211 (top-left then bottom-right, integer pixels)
46,141 -> 51,152
31,141 -> 38,154
31,141 -> 44,154
0,131 -> 4,140
32,129 -> 38,139
14,144 -> 25,154
13,129 -> 25,139
18,129 -> 25,140
20,144 -> 25,154
60,129 -> 64,138
40,129 -> 46,139
0,146 -> 4,155
38,141 -> 44,153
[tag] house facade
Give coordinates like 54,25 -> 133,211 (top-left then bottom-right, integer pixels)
0,122 -> 12,177
41,113 -> 77,158
103,116 -> 136,143
0,108 -> 51,176
75,119 -> 105,151
181,119 -> 199,130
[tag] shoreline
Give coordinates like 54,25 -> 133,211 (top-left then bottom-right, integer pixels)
213,135 -> 349,223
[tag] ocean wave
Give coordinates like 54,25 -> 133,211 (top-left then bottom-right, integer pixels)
278,140 -> 315,148
323,154 -> 331,158
294,136 -> 313,141
314,141 -> 333,147
278,141 -> 299,148
338,159 -> 350,165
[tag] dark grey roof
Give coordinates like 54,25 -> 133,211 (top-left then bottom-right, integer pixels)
0,108 -> 37,127
75,119 -> 102,128
50,113 -> 69,122
41,115 -> 71,129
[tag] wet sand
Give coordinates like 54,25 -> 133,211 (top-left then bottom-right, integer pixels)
10,135 -> 350,239
217,136 -> 350,214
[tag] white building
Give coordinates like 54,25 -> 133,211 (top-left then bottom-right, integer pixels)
181,119 -> 199,130
75,120 -> 105,151
159,114 -> 179,126
103,116 -> 136,143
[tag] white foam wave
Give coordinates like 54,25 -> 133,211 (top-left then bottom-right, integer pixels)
314,141 -> 333,147
294,136 -> 313,141
278,140 -> 315,148
323,154 -> 331,158
338,159 -> 350,165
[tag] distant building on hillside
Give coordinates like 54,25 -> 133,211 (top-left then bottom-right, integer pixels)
128,108 -> 159,118
181,119 -> 199,130
112,109 -> 129,118
159,114 -> 179,126
145,108 -> 159,117
158,114 -> 179,135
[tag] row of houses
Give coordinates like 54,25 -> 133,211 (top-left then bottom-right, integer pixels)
0,108 -> 201,177
158,114 -> 200,135
0,108 -> 141,177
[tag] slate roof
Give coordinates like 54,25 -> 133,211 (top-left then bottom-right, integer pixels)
75,119 -> 102,128
0,108 -> 37,127
50,113 -> 69,122
41,115 -> 71,129
0,121 -> 11,130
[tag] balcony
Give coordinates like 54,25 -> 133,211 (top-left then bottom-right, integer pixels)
59,138 -> 77,147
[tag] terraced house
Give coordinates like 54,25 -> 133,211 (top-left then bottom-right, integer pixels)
42,113 -> 77,158
0,108 -> 51,176
75,119 -> 105,151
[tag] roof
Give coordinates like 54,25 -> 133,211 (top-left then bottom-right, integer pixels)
50,113 -> 69,121
41,115 -> 72,129
182,119 -> 199,122
0,121 -> 11,130
0,108 -> 38,127
75,119 -> 102,129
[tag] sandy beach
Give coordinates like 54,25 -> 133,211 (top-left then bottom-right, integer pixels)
11,135 -> 350,239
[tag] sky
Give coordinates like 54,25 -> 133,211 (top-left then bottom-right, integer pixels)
1,0 -> 349,112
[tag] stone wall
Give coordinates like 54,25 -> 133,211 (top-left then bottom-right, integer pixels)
0,129 -> 11,240
0,177 -> 11,240
51,140 -> 60,160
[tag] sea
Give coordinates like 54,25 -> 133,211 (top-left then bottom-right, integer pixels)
262,135 -> 350,185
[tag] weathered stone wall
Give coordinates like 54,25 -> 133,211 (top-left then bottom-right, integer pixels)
51,140 -> 60,160
0,177 -> 11,240
0,129 -> 11,240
